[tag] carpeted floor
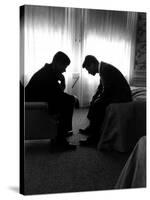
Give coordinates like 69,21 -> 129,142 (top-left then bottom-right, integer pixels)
24,108 -> 130,195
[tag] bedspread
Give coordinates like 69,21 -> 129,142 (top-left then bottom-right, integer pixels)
97,101 -> 146,152
115,136 -> 146,188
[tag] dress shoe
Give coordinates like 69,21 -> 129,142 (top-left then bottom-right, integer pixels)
50,139 -> 76,152
79,127 -> 91,136
62,143 -> 76,150
79,136 -> 98,146
64,130 -> 73,137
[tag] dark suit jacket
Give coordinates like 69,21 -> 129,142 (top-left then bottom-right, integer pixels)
25,63 -> 64,103
88,61 -> 132,123
94,61 -> 132,103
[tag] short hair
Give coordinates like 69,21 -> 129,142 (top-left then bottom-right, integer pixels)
53,51 -> 70,66
82,55 -> 98,68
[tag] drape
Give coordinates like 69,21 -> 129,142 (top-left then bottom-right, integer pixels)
22,5 -> 137,107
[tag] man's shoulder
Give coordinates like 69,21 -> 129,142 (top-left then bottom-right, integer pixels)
36,63 -> 53,74
101,61 -> 113,67
101,61 -> 118,72
44,63 -> 51,68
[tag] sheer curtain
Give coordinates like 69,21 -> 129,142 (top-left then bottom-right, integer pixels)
24,5 -> 73,84
22,5 -> 137,107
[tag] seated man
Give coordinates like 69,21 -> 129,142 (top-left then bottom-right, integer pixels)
79,55 -> 132,146
25,51 -> 76,151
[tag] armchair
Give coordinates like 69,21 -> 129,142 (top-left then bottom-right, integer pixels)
25,102 -> 58,140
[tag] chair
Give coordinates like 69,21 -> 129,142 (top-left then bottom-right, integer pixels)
25,102 -> 58,140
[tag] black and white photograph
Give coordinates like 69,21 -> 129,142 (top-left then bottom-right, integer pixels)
19,3 -> 147,196
0,0 -> 149,200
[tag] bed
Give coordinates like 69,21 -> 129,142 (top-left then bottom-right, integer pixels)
115,136 -> 146,189
97,87 -> 146,152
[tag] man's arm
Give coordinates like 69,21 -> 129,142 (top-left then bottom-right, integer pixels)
57,73 -> 66,91
91,80 -> 103,102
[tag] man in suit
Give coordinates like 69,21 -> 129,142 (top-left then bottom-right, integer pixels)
79,55 -> 132,146
25,51 -> 76,151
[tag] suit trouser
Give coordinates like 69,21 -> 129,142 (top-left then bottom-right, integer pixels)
87,98 -> 109,139
48,93 -> 75,139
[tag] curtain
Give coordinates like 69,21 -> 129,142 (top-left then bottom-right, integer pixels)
24,6 -> 73,83
22,5 -> 137,107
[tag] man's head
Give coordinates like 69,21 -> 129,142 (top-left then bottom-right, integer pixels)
82,55 -> 99,76
52,51 -> 71,74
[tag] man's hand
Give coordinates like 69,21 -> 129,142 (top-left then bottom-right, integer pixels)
57,73 -> 66,91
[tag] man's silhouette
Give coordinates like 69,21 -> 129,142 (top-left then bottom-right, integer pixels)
25,51 -> 76,151
79,55 -> 132,146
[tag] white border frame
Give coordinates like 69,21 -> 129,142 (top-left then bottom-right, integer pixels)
0,0 -> 149,199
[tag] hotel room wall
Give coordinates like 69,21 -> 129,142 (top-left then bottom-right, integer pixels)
131,12 -> 146,87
